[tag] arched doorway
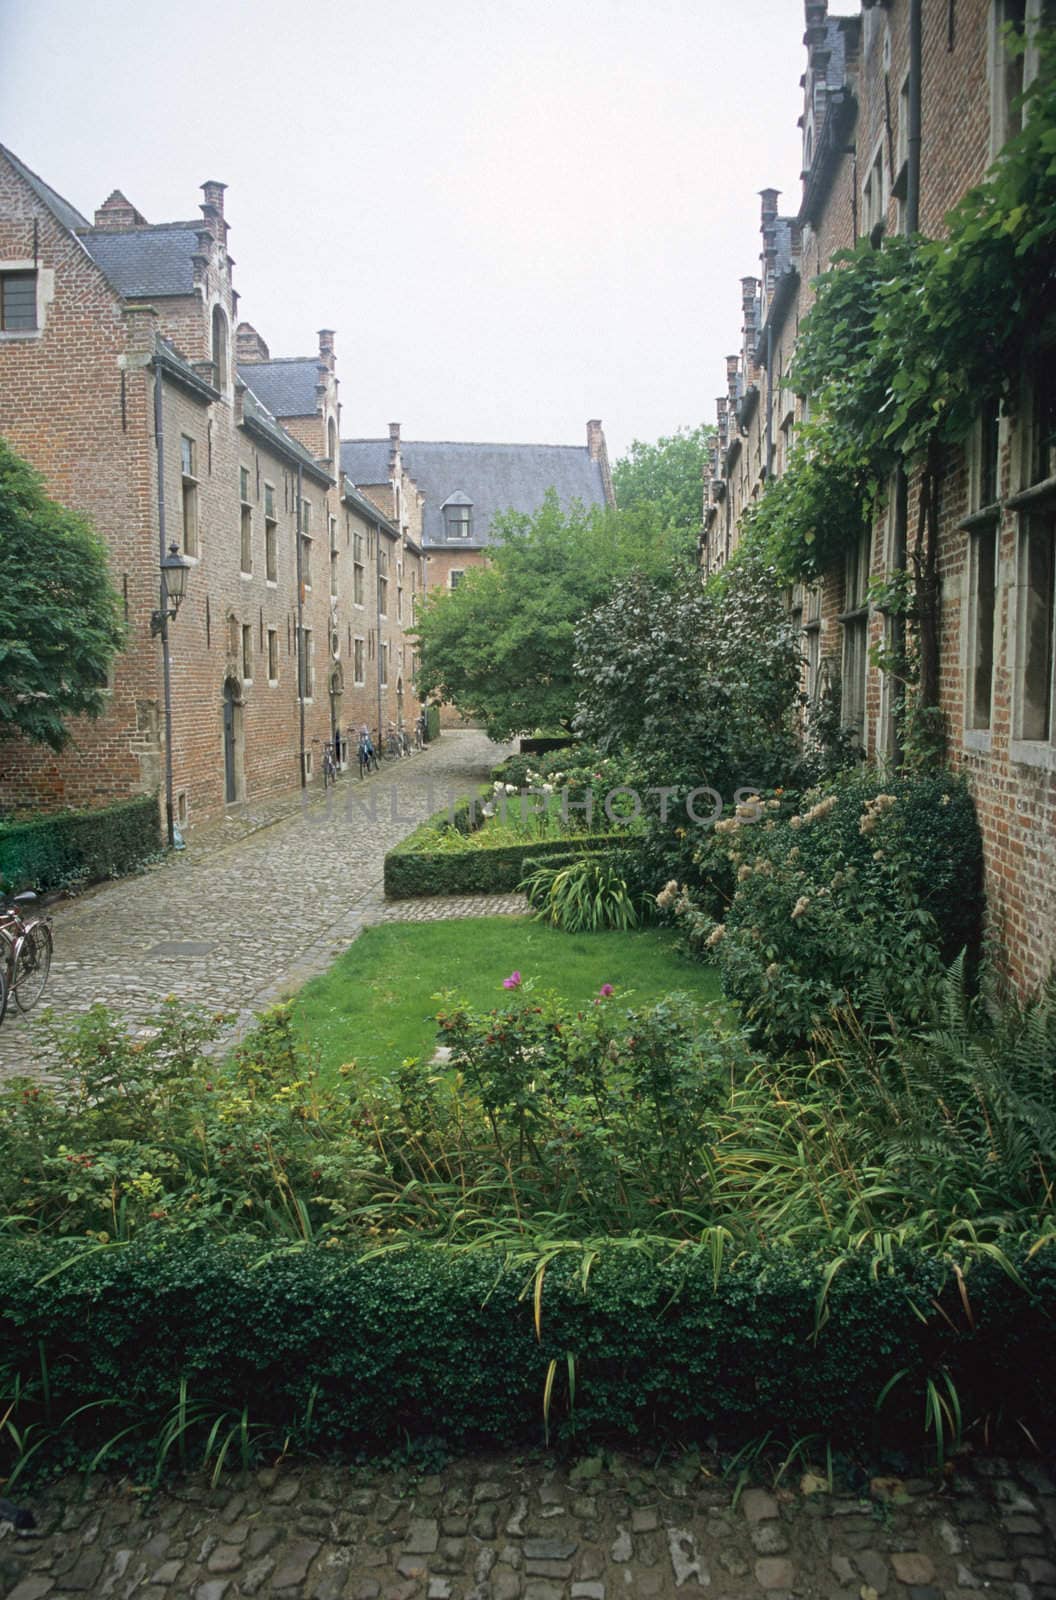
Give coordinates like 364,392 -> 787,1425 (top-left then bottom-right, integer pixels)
329,663 -> 345,767
222,676 -> 245,803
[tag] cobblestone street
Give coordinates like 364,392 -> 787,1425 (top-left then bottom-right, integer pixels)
0,732 -> 518,1079
2,1448 -> 1055,1600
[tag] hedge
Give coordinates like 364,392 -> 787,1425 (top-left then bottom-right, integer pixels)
0,794 -> 162,894
519,735 -> 577,756
384,823 -> 624,898
425,703 -> 441,742
1,1235 -> 1054,1466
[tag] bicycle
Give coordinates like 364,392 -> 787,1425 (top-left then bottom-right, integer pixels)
357,732 -> 379,778
385,724 -> 403,760
0,891 -> 54,1025
414,714 -> 426,752
322,739 -> 338,789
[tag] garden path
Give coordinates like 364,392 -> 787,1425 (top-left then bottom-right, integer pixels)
0,1446 -> 1051,1600
0,731 -> 521,1081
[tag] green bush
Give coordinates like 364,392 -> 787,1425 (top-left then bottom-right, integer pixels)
0,794 -> 162,893
521,855 -> 651,931
664,772 -> 983,1051
1,1234 -> 1054,1470
384,796 -> 624,898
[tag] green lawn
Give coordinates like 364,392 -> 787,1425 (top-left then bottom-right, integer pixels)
290,916 -> 722,1080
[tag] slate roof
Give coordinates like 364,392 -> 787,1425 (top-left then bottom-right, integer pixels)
340,439 -> 608,549
78,224 -> 201,298
240,384 -> 332,486
0,145 -> 90,235
235,359 -> 322,419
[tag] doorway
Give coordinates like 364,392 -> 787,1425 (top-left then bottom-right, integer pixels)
222,677 -> 244,803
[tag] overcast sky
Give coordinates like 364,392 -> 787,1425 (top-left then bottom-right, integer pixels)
3,0 -> 849,460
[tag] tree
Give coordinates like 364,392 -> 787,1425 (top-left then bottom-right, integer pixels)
413,491 -> 684,740
612,425 -> 713,548
0,437 -> 125,752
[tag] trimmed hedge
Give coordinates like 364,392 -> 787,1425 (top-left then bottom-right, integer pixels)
0,794 -> 162,894
385,822 -> 624,898
425,703 -> 441,742
1,1235 -> 1054,1463
519,735 -> 577,756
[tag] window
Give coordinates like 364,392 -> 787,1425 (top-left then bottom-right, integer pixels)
264,483 -> 277,582
353,531 -> 364,563
1030,366 -> 1056,487
397,585 -> 403,622
991,0 -> 1028,153
862,144 -> 887,241
967,525 -> 999,730
330,548 -> 338,599
379,576 -> 388,615
354,561 -> 365,606
300,535 -> 312,589
841,531 -> 871,744
354,637 -> 365,684
267,627 -> 279,683
380,641 -> 389,686
298,498 -> 311,534
445,502 -> 472,538
180,436 -> 199,557
241,623 -> 253,682
1,270 -> 37,332
976,396 -> 1003,510
450,569 -> 465,590
211,305 -> 228,390
298,627 -> 314,701
1016,512 -> 1055,742
240,506 -> 252,575
804,583 -> 823,702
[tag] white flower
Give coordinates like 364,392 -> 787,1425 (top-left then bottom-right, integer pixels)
705,924 -> 726,949
791,895 -> 810,920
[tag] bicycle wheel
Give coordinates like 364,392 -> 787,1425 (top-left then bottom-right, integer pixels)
12,923 -> 52,1013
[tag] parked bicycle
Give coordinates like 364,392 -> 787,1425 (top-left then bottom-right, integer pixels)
0,891 -> 53,1025
322,739 -> 338,789
357,727 -> 379,778
385,723 -> 405,760
414,711 -> 427,751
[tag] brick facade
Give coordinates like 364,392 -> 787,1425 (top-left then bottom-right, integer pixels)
0,150 -> 424,827
702,0 -> 1056,993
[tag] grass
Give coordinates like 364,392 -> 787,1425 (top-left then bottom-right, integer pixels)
290,915 -> 722,1080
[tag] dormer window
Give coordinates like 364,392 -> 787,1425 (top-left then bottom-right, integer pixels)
443,493 -> 473,539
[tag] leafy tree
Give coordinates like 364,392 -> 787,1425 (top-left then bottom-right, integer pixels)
0,437 -> 125,752
612,425 -> 713,547
414,492 -> 683,741
573,550 -> 803,893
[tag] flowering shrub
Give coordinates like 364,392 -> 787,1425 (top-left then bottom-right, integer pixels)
664,771 -> 982,1052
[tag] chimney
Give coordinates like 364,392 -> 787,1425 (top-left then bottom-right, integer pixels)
201,181 -> 227,221
389,422 -> 401,445
760,188 -> 780,227
93,190 -> 145,229
236,321 -> 270,363
726,355 -> 741,406
586,420 -> 615,508
318,329 -> 335,370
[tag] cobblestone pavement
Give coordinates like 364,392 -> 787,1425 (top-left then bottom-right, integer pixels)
2,1448 -> 1054,1600
0,732 -> 517,1080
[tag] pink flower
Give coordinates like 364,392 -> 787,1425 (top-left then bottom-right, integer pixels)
598,983 -> 614,997
502,971 -> 522,989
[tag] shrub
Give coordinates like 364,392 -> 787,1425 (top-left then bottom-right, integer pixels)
1,1234 -> 1054,1471
0,794 -> 162,894
521,855 -> 651,931
385,826 -> 625,898
425,703 -> 441,742
664,772 -> 982,1051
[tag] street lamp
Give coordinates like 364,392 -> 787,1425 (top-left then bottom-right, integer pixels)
151,543 -> 190,636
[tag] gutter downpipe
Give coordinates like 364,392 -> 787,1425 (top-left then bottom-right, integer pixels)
907,0 -> 922,236
765,320 -> 774,481
295,463 -> 306,788
153,361 -> 176,849
892,0 -> 922,765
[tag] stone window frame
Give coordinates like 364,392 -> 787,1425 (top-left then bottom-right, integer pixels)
378,575 -> 389,617
297,625 -> 315,704
353,560 -> 365,608
239,468 -> 253,577
180,435 -> 200,559
1010,505 -> 1056,765
266,626 -> 280,686
241,622 -> 253,685
0,265 -> 38,333
961,405 -> 1005,747
839,529 -> 872,748
380,640 -> 389,687
353,636 -> 366,686
264,481 -> 278,585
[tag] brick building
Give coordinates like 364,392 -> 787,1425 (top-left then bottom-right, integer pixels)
0,147 -> 424,829
702,0 -> 1056,991
341,421 -> 615,597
